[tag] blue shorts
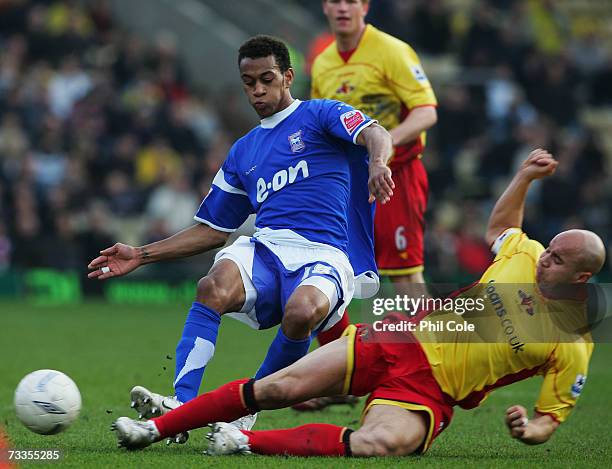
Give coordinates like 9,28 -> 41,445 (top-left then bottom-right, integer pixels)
214,236 -> 355,331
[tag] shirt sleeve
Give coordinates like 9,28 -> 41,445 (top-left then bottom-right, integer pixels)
535,341 -> 593,423
384,44 -> 437,109
320,100 -> 377,144
194,148 -> 254,232
491,228 -> 544,262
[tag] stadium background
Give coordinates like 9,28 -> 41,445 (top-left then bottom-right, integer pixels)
1,1 -> 612,467
0,0 -> 611,304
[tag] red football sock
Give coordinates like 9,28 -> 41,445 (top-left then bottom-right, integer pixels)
243,424 -> 351,456
317,313 -> 350,346
152,378 -> 250,438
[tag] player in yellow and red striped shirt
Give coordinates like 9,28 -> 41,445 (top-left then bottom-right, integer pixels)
312,0 -> 438,288
113,149 -> 606,458
308,1 -> 438,363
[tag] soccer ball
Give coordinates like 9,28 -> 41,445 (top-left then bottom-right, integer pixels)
14,370 -> 82,435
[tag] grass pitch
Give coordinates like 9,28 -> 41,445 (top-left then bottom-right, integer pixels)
1,301 -> 611,468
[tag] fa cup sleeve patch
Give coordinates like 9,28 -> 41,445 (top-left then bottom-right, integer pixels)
340,110 -> 366,135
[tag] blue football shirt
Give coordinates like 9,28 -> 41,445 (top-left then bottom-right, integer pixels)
195,99 -> 377,280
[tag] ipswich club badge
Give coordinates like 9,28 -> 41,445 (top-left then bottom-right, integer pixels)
288,130 -> 305,153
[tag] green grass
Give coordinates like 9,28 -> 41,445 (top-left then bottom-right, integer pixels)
1,301 -> 611,468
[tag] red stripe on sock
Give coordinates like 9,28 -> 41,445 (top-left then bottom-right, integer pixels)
152,378 -> 249,438
243,424 -> 347,456
317,313 -> 350,346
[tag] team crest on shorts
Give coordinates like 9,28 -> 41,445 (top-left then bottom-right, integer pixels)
288,130 -> 305,153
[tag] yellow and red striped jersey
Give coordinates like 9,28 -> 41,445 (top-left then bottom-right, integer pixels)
311,25 -> 437,168
416,229 -> 593,423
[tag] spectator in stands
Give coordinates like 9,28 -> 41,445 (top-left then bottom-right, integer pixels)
0,0 -> 609,283
0,221 -> 10,272
145,171 -> 199,237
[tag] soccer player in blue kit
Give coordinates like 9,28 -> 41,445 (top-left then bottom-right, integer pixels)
88,35 -> 394,436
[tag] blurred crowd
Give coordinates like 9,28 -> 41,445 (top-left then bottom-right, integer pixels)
0,0 -> 610,283
0,0 -> 248,278
365,0 -> 612,281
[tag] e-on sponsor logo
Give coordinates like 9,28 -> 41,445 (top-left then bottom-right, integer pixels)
256,160 -> 309,203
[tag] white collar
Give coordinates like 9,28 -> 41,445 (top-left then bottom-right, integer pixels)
260,99 -> 301,129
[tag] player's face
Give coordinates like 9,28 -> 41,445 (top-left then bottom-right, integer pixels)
536,235 -> 585,287
239,55 -> 294,118
323,0 -> 369,37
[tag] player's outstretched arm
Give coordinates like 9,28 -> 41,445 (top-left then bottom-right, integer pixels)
87,224 -> 229,280
389,105 -> 437,147
505,405 -> 559,445
485,149 -> 558,246
357,124 -> 395,204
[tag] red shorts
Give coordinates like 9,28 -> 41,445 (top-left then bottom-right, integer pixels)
342,322 -> 453,453
375,157 -> 428,275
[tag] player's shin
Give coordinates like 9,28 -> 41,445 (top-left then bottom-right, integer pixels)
174,302 -> 221,403
152,378 -> 257,438
254,328 -> 311,379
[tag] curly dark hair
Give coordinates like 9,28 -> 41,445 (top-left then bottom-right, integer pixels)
238,35 -> 292,72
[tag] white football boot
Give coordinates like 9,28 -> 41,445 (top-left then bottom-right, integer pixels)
130,385 -> 188,444
205,422 -> 251,456
111,417 -> 160,450
227,413 -> 258,431
130,385 -> 182,418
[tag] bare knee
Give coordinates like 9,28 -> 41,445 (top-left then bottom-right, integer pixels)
283,292 -> 328,339
196,275 -> 236,313
196,260 -> 245,312
351,426 -> 422,457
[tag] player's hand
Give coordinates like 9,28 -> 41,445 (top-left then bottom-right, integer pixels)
519,149 -> 558,181
368,162 -> 394,204
87,243 -> 141,280
505,405 -> 529,440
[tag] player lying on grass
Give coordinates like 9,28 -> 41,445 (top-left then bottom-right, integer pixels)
88,35 -> 393,435
111,149 -> 606,456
